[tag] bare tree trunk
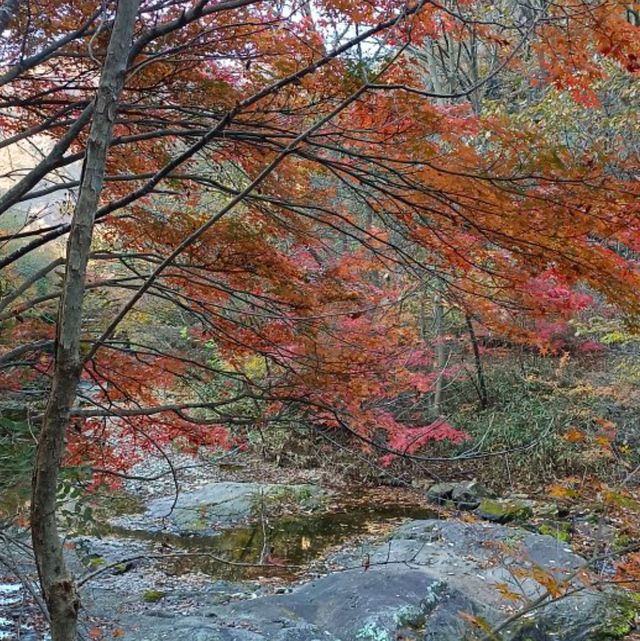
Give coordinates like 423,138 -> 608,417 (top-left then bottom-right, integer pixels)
466,314 -> 488,409
419,289 -> 428,340
30,2 -> 139,640
432,292 -> 446,416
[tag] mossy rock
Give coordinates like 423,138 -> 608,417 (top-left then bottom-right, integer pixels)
355,620 -> 393,641
111,561 -> 134,575
142,589 -> 166,603
596,592 -> 640,639
538,521 -> 572,543
394,604 -> 427,629
476,499 -> 533,524
426,481 -> 494,510
85,555 -> 106,569
511,591 -> 640,641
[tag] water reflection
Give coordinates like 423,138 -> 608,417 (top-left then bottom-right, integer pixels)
109,501 -> 435,580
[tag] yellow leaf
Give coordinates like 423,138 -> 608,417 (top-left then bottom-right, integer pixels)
548,484 -> 576,499
564,427 -> 586,443
492,582 -> 525,603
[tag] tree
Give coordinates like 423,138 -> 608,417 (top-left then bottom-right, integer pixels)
29,2 -> 139,640
0,1 -> 638,639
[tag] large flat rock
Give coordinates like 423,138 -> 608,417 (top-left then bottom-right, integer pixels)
116,481 -> 324,534
104,519 -> 639,641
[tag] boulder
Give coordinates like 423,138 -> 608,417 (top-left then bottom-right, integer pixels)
538,521 -> 572,542
125,482 -> 324,534
104,519 -> 640,641
451,480 -> 494,510
425,482 -> 455,505
476,498 -> 534,523
426,480 -> 494,510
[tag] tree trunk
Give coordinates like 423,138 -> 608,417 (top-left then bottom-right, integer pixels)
432,292 -> 446,416
30,2 -> 139,640
466,314 -> 488,409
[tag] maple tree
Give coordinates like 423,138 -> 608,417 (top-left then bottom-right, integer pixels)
0,0 -> 639,639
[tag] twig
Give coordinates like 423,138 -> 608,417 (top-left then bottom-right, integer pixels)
77,552 -> 303,587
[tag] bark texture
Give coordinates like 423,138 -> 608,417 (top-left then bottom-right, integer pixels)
30,2 -> 140,640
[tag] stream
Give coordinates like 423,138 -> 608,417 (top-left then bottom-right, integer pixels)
100,500 -> 436,580
1,474 -> 639,641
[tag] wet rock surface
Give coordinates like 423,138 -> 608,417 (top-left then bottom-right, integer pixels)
113,481 -> 325,535
2,460 -> 637,641
89,519 -> 636,641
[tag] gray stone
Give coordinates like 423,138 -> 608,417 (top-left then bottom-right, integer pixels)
87,519 -> 640,641
423,588 -> 500,641
426,481 -> 494,510
236,567 -> 446,640
530,501 -> 561,519
425,482 -> 455,505
142,482 -> 324,534
451,480 -> 494,510
508,591 -> 640,641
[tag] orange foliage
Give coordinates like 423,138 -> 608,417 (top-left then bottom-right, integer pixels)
0,0 -> 638,474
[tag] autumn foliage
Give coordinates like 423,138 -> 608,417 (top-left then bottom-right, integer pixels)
0,0 -> 639,474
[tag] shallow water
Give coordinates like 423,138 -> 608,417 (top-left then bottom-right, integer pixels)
1,481 -> 437,580
107,500 -> 436,580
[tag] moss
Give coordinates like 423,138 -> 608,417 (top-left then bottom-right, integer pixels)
538,521 -> 572,543
86,556 -> 106,569
394,604 -> 426,629
294,485 -> 315,502
596,592 -> 640,639
112,562 -> 131,574
355,620 -> 392,641
476,499 -> 533,523
142,589 -> 166,603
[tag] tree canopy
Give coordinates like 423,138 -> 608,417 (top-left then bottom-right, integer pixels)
0,1 -> 638,638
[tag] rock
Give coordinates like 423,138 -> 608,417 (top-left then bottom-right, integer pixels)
423,588 -> 498,641
508,591 -> 640,641
101,519 -> 637,641
143,589 -> 167,603
233,567 -> 451,641
533,501 -> 561,519
451,480 -> 494,510
140,482 -> 324,534
410,478 -> 433,491
425,482 -> 455,505
538,521 -> 572,542
476,498 -> 533,523
111,560 -> 138,575
426,480 -> 494,510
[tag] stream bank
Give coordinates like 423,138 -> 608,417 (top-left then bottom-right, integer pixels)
1,454 -> 639,641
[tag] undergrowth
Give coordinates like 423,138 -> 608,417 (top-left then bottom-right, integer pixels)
435,349 -> 640,489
